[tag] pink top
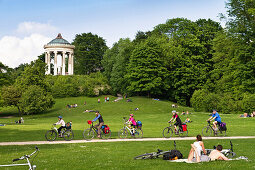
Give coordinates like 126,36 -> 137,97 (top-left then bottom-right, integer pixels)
129,117 -> 137,125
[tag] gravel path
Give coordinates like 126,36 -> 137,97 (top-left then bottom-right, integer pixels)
1,136 -> 255,146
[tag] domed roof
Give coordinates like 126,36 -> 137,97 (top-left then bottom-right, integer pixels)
47,33 -> 70,45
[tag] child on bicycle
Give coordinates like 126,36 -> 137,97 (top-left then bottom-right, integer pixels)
54,116 -> 66,137
92,111 -> 104,138
127,114 -> 137,135
168,110 -> 182,134
207,109 -> 221,132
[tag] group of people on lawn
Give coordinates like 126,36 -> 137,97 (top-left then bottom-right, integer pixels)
55,107 -> 227,162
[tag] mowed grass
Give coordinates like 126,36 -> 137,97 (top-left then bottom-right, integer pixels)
0,139 -> 254,170
0,96 -> 254,142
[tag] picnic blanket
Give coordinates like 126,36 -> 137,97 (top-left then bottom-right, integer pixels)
168,156 -> 248,163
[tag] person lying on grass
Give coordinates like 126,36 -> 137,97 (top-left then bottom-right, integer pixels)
54,116 -> 65,137
209,145 -> 229,161
92,111 -> 104,138
168,110 -> 182,134
187,135 -> 207,162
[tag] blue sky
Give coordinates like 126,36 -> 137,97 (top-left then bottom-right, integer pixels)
0,0 -> 227,68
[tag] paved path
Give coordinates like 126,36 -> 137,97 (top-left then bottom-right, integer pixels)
1,136 -> 255,146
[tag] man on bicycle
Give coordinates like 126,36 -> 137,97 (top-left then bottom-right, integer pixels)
168,110 -> 182,134
54,116 -> 66,137
92,111 -> 104,138
207,109 -> 221,131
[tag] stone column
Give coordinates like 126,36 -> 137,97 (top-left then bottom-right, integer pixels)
68,53 -> 71,75
71,53 -> 74,75
54,51 -> 58,75
62,51 -> 66,75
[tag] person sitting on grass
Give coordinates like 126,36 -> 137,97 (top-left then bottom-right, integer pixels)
187,135 -> 207,162
168,110 -> 182,134
54,116 -> 65,137
208,145 -> 229,161
92,111 -> 104,138
207,109 -> 221,133
127,114 -> 137,135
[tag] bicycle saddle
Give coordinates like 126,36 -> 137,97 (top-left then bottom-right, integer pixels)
157,149 -> 163,153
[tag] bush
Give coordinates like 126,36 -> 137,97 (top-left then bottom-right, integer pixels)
241,93 -> 255,113
18,85 -> 55,114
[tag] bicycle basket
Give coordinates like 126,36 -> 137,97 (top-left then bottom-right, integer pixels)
87,120 -> 92,124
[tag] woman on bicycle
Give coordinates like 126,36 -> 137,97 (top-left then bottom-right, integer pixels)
128,114 -> 137,135
168,110 -> 182,134
92,111 -> 104,138
54,116 -> 66,137
207,109 -> 221,131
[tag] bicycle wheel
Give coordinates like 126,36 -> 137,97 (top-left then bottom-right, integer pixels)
134,129 -> 143,138
179,129 -> 188,137
225,151 -> 236,158
45,130 -> 57,141
63,129 -> 74,141
101,129 -> 111,139
163,127 -> 173,138
118,128 -> 128,139
134,153 -> 154,160
217,130 -> 226,137
202,126 -> 213,137
83,128 -> 95,140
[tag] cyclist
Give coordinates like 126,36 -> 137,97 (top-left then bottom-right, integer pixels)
168,110 -> 182,134
54,116 -> 66,137
92,111 -> 104,138
207,109 -> 221,132
127,114 -> 137,135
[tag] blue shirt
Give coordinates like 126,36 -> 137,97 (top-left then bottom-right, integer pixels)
212,112 -> 221,123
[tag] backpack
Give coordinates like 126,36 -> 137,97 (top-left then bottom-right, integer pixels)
219,122 -> 227,131
66,122 -> 72,129
182,124 -> 187,131
163,150 -> 183,160
102,125 -> 110,134
136,120 -> 142,129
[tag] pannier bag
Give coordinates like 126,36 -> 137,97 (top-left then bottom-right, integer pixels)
182,124 -> 187,131
163,150 -> 183,160
101,125 -> 110,134
219,122 -> 227,131
136,120 -> 142,129
66,122 -> 72,129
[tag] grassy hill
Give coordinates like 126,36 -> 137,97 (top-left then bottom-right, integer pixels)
0,96 -> 254,142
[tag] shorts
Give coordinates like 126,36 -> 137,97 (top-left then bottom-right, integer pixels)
131,124 -> 137,128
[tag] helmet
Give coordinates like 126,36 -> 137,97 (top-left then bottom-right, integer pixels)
58,116 -> 63,119
130,114 -> 134,117
213,109 -> 217,112
172,110 -> 176,113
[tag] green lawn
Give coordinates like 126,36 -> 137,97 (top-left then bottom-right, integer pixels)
0,96 -> 254,142
0,139 -> 254,170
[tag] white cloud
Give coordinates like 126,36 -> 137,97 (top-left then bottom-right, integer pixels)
0,34 -> 51,68
16,22 -> 57,36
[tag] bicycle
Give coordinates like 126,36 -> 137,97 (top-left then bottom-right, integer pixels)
45,124 -> 74,141
202,120 -> 226,137
0,147 -> 39,170
83,120 -> 111,140
205,141 -> 236,158
134,141 -> 176,159
118,117 -> 143,139
162,122 -> 188,138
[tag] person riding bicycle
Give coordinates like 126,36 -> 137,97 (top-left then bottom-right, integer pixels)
207,109 -> 221,132
92,111 -> 104,138
127,114 -> 137,135
54,116 -> 66,137
168,110 -> 182,134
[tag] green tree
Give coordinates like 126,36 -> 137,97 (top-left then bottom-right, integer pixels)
125,38 -> 169,97
72,33 -> 108,75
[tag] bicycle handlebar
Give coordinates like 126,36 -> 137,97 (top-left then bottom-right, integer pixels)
12,147 -> 39,162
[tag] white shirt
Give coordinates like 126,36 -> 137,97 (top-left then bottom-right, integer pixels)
194,141 -> 203,157
56,119 -> 65,127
